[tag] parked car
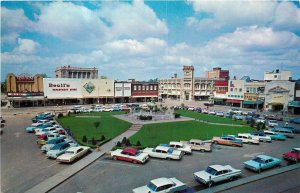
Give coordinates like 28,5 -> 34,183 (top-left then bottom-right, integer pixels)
216,112 -> 224,117
46,142 -> 73,159
208,111 -> 216,115
132,177 -> 187,193
234,114 -> 243,120
41,137 -> 65,153
187,106 -> 195,111
283,148 -> 300,162
212,135 -> 243,147
244,155 -> 282,172
280,125 -> 300,134
102,107 -> 113,112
255,117 -> 266,124
37,133 -> 62,146
168,141 -> 192,155
67,108 -> 81,114
267,120 -> 278,127
263,130 -> 286,141
235,133 -> 259,144
110,148 -> 149,164
112,106 -> 122,111
25,123 -> 49,133
56,146 -> 90,163
143,146 -> 183,160
195,107 -> 202,113
290,117 -> 300,124
225,113 -> 231,118
272,127 -> 294,138
35,127 -> 58,136
265,114 -> 283,121
250,132 -> 272,142
194,165 -> 242,186
202,109 -> 208,114
32,113 -> 53,122
180,139 -> 212,152
93,107 -> 104,112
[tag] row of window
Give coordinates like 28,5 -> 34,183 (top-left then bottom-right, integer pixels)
228,95 -> 243,98
133,85 -> 158,91
230,88 -> 243,92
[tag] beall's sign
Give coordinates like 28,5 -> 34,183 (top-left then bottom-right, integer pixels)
44,78 -> 82,99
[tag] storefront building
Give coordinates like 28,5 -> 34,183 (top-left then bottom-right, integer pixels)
114,82 -> 132,103
288,80 -> 300,114
6,73 -> 44,107
131,82 -> 159,102
213,80 -> 228,105
226,80 -> 246,107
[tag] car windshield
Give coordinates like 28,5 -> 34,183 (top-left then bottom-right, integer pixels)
147,182 -> 157,191
291,149 -> 300,154
167,148 -> 174,154
65,150 -> 74,154
253,157 -> 265,163
205,167 -> 218,175
52,144 -> 62,150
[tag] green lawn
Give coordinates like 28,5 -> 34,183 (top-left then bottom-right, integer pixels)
175,110 -> 246,125
57,111 -> 132,144
130,121 -> 253,147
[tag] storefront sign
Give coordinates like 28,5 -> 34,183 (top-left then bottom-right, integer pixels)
44,78 -> 82,99
7,92 -> 44,97
244,93 -> 258,101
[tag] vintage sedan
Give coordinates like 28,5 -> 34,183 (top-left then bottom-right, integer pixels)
279,125 -> 300,134
180,139 -> 212,152
290,117 -> 300,124
194,165 -> 242,186
283,148 -> 300,162
234,134 -> 259,144
56,146 -> 90,163
110,148 -> 149,164
143,146 -> 183,160
25,123 -> 52,133
250,132 -> 272,142
212,135 -> 243,147
46,142 -> 73,159
132,177 -> 187,193
263,130 -> 286,141
265,114 -> 283,121
244,155 -> 282,172
41,137 -> 65,152
168,141 -> 192,154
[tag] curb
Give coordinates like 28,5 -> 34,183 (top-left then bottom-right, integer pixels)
197,163 -> 300,193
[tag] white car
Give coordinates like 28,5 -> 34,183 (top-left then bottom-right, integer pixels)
250,132 -> 272,142
235,133 -> 260,145
188,106 -> 195,111
180,139 -> 212,152
169,141 -> 192,154
46,142 -> 73,159
102,107 -> 113,112
36,119 -> 50,124
216,112 -> 224,117
194,165 -> 242,186
256,117 -> 266,124
56,146 -> 91,163
208,111 -> 216,115
35,127 -> 57,136
202,109 -> 208,114
132,177 -> 187,193
110,148 -> 149,164
93,107 -> 104,112
143,146 -> 183,160
268,120 -> 278,127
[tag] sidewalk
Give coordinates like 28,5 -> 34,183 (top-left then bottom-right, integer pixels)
24,126 -> 141,193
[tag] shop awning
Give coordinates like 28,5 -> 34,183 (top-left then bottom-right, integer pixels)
226,99 -> 242,103
288,101 -> 300,107
243,100 -> 263,105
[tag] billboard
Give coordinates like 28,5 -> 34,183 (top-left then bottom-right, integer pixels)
244,93 -> 258,102
44,78 -> 82,99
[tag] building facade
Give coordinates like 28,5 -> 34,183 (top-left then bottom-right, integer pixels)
288,80 -> 300,114
6,73 -> 44,107
131,82 -> 159,102
264,69 -> 292,81
182,66 -> 195,101
114,82 -> 132,103
205,67 -> 229,80
55,65 -> 98,79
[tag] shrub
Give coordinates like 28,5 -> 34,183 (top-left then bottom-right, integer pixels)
94,121 -> 101,129
67,112 -> 71,116
57,113 -> 64,118
100,135 -> 106,141
121,137 -> 127,145
174,113 -> 181,118
91,137 -> 96,145
125,139 -> 131,146
139,115 -> 152,120
82,135 -> 87,143
136,140 -> 142,146
116,141 -> 122,147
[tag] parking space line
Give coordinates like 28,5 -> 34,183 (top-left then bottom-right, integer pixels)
97,160 -> 140,167
47,162 -> 58,168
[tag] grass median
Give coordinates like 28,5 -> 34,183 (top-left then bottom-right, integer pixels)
175,109 -> 246,125
57,111 -> 132,145
130,121 -> 253,147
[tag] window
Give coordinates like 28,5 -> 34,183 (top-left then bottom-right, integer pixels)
146,85 -> 149,90
134,85 -> 137,91
154,85 -> 157,90
138,85 -> 141,90
150,85 -> 153,90
230,88 -> 233,91
239,88 -> 242,92
274,75 -> 277,78
234,88 -> 237,92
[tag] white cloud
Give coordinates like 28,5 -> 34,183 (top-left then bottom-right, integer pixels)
98,0 -> 168,39
36,1 -> 110,44
1,33 -> 20,45
13,38 -> 40,54
273,2 -> 300,32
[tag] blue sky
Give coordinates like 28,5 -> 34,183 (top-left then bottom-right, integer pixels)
1,1 -> 300,81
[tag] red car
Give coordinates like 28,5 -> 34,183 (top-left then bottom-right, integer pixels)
58,129 -> 66,135
264,114 -> 283,121
38,133 -> 47,140
110,148 -> 149,164
283,148 -> 300,162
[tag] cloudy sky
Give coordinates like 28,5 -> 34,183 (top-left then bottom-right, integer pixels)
1,0 -> 300,81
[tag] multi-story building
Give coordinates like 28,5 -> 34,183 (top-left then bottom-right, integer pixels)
6,73 -> 44,107
205,67 -> 229,80
114,82 -> 132,103
264,69 -> 292,81
194,78 -> 214,100
159,75 -> 181,100
55,65 -> 98,79
243,81 -> 266,109
288,80 -> 300,114
226,79 -> 246,107
182,66 -> 195,101
213,80 -> 228,105
131,81 -> 159,102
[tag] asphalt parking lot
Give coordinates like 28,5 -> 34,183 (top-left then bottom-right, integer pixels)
1,113 -> 67,193
50,134 -> 300,193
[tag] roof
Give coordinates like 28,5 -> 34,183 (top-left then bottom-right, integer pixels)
292,148 -> 300,151
209,165 -> 225,171
190,139 -> 203,143
151,177 -> 173,187
169,141 -> 183,146
122,148 -> 138,155
256,155 -> 273,160
156,146 -> 171,152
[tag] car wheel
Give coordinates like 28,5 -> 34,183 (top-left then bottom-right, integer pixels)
166,157 -> 171,160
229,176 -> 234,181
200,149 -> 205,153
208,181 -> 214,187
113,156 -> 117,160
132,160 -> 137,164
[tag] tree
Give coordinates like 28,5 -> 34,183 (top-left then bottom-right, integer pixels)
116,141 -> 122,147
125,139 -> 131,146
91,137 -> 96,145
94,121 -> 100,129
82,136 -> 87,143
136,140 -> 141,146
1,80 -> 7,93
121,137 -> 127,145
100,135 -> 106,141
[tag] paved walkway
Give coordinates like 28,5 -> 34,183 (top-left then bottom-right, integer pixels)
194,119 -> 244,127
114,114 -> 194,124
24,124 -> 142,193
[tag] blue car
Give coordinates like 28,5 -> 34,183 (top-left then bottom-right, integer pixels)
25,123 -> 53,133
244,155 -> 281,172
32,114 -> 53,123
263,130 -> 286,141
281,125 -> 300,134
46,142 -> 72,159
290,117 -> 300,124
